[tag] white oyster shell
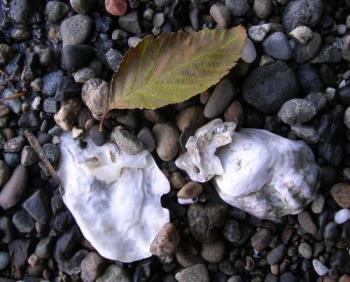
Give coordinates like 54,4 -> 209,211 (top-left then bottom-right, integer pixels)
176,119 -> 320,221
58,134 -> 170,262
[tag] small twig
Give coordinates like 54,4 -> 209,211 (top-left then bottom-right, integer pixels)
4,91 -> 27,100
24,131 -> 62,187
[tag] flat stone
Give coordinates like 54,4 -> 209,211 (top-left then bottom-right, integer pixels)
61,14 -> 93,45
23,190 -> 50,224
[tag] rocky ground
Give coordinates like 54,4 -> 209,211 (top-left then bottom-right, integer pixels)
0,0 -> 350,281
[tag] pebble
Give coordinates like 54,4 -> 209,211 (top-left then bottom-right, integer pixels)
282,0 -> 323,31
59,249 -> 88,275
35,237 -> 54,259
263,32 -> 292,60
331,183 -> 350,208
243,62 -> 299,114
204,78 -> 235,118
222,220 -> 241,243
42,70 -> 64,97
150,223 -> 180,261
267,244 -> 286,265
225,0 -> 250,17
0,165 -> 27,210
278,98 -> 317,125
298,242 -> 312,259
81,79 -> 109,121
248,24 -> 271,42
118,11 -> 142,34
137,127 -> 155,152
43,98 -> 59,114
105,49 -> 123,72
0,44 -> 14,64
290,26 -> 313,45
345,107 -> 350,129
175,106 -> 205,132
70,0 -> 96,14
311,195 -> 325,214
54,99 -> 82,131
312,259 -> 329,276
9,238 -> 30,270
62,44 -> 94,72
291,125 -> 319,144
152,123 -> 179,161
80,252 -> 105,282
0,160 -> 10,186
187,203 -> 227,243
0,252 -> 10,270
4,136 -> 25,153
10,0 -> 31,24
23,190 -> 50,224
298,211 -> 317,235
253,0 -> 273,19
210,3 -> 231,28
89,125 -> 107,146
241,38 -> 257,63
175,264 -> 210,282
12,209 -> 35,233
323,222 -> 339,240
111,126 -> 144,155
54,226 -> 82,262
73,68 -> 96,83
43,143 -> 60,163
96,265 -> 131,282
294,32 -> 322,64
45,1 -> 69,23
177,182 -> 203,199
61,15 -> 93,45
200,240 -> 225,263
105,0 -> 128,17
335,209 -> 350,224
251,228 -> 272,252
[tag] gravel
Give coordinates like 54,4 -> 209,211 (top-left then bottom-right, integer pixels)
263,32 -> 292,60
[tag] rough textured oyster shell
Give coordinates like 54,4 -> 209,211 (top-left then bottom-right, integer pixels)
58,134 -> 170,262
176,119 -> 320,221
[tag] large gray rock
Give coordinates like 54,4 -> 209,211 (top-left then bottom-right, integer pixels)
176,119 -> 320,221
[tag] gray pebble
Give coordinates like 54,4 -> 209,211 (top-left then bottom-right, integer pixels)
291,125 -> 319,144
23,189 -> 50,224
10,0 -> 31,24
119,11 -> 142,34
35,237 -> 54,259
73,67 -> 96,83
222,220 -> 241,243
61,44 -> 94,72
4,136 -> 25,153
204,78 -> 235,119
111,126 -> 144,155
263,32 -> 292,60
278,98 -> 317,125
137,127 -> 155,152
241,38 -> 257,63
0,252 -> 10,270
96,265 -> 131,282
305,92 -> 327,112
254,0 -> 273,19
43,98 -> 59,114
12,209 -> 35,233
248,24 -> 271,42
225,0 -> 250,17
80,252 -> 105,282
294,32 -> 322,64
61,15 -> 93,45
42,70 -> 64,97
70,0 -> 96,14
0,160 -> 10,186
298,242 -> 312,259
290,26 -> 313,45
45,1 -> 69,23
323,222 -> 339,240
43,143 -> 60,163
175,264 -> 210,282
210,3 -> 231,28
200,241 -> 225,263
267,244 -> 286,265
105,49 -> 123,72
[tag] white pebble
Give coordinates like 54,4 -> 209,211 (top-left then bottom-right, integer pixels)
248,24 -> 271,42
311,194 -> 325,214
325,87 -> 336,101
338,24 -> 347,35
128,37 -> 142,48
241,38 -> 257,64
31,96 -> 41,111
290,26 -> 313,45
178,197 -> 197,205
334,209 -> 350,224
312,259 -> 329,276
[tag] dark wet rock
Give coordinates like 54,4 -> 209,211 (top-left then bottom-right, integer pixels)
251,228 -> 272,252
187,204 -> 227,243
45,1 -> 69,23
23,189 -> 50,224
59,249 -> 88,275
54,225 -> 82,262
0,165 -> 27,210
43,143 -> 60,164
225,0 -> 250,17
62,45 -> 94,72
0,216 -> 14,243
297,64 -> 325,94
53,210 -> 75,232
80,252 -> 106,282
9,239 -> 30,270
21,145 -> 38,166
12,209 -> 35,233
18,111 -> 41,129
42,70 -> 64,97
35,237 -> 54,259
294,33 -> 322,64
242,62 -> 299,114
10,0 -> 31,24
222,220 -> 241,243
267,244 -> 286,265
263,32 -> 292,60
96,265 -> 131,282
55,76 -> 81,101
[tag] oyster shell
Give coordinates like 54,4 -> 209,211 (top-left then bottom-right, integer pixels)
58,134 -> 170,262
175,119 -> 320,221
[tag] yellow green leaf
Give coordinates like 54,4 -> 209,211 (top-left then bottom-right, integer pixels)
107,26 -> 247,112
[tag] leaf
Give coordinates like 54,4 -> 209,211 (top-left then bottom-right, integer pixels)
107,26 -> 247,112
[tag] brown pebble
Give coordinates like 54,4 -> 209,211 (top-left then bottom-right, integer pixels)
177,181 -> 203,199
224,100 -> 244,123
144,109 -> 160,123
0,104 -> 10,118
105,0 -> 127,16
270,264 -> 279,275
340,274 -> 350,282
281,228 -> 293,244
150,223 -> 180,261
251,228 -> 272,252
175,105 -> 205,132
200,91 -> 211,105
153,123 -> 179,161
330,183 -> 350,208
170,172 -> 186,189
298,211 -> 317,235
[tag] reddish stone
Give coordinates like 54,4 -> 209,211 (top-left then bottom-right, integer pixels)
105,0 -> 127,16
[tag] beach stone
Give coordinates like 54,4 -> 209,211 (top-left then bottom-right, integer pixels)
137,127 -> 155,152
61,15 -> 93,45
111,126 -> 144,155
82,79 -> 109,121
150,223 -> 180,261
45,1 -> 69,22
0,160 -> 10,186
200,240 -> 225,263
176,106 -> 205,132
70,0 -> 96,14
298,211 -> 317,235
175,264 -> 210,282
153,123 -> 179,161
243,62 -> 299,114
222,220 -> 241,243
118,11 -> 142,34
177,182 -> 203,199
282,0 -> 323,31
241,38 -> 257,63
254,0 -> 273,19
105,49 -> 123,72
54,226 -> 82,262
35,237 -> 54,259
0,165 -> 27,210
9,239 -> 30,270
210,3 -> 231,28
331,183 -> 350,208
0,252 -> 10,270
4,136 -> 25,153
42,70 -> 64,97
73,68 -> 96,83
10,0 -> 31,24
105,0 -> 128,16
97,265 -> 131,282
80,252 -> 106,282
263,32 -> 292,60
204,78 -> 235,119
298,242 -> 312,259
278,98 -> 317,125
335,209 -> 350,224
323,222 -> 339,240
248,24 -> 271,42
225,0 -> 250,17
312,259 -> 329,276
62,45 -> 94,72
251,228 -> 272,252
54,99 -> 82,131
23,190 -> 50,224
294,32 -> 322,64
12,209 -> 35,233
59,249 -> 88,275
290,26 -> 313,44
267,244 -> 286,265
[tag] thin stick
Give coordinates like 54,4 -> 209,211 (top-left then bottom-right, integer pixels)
24,131 -> 62,187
